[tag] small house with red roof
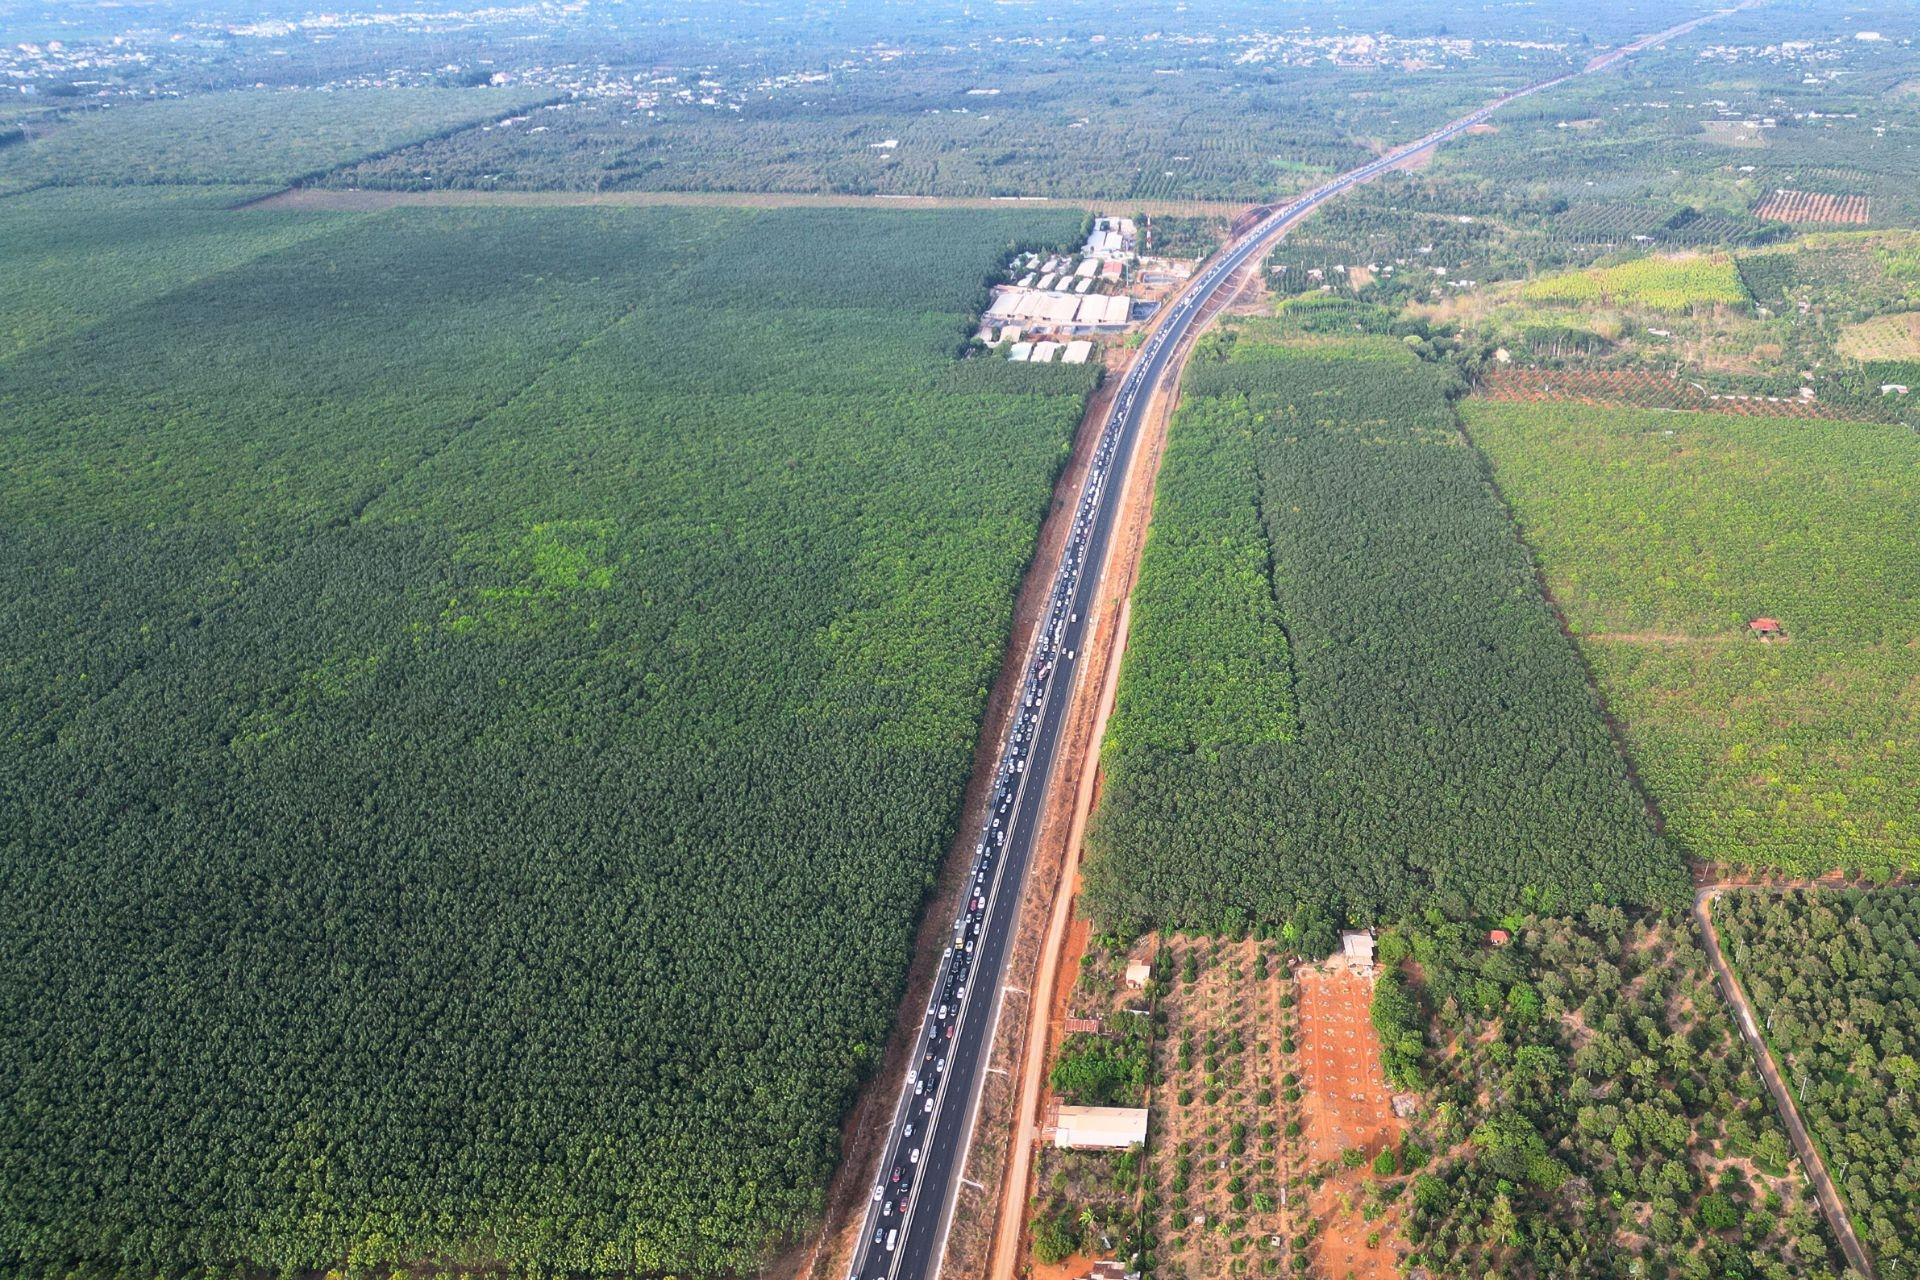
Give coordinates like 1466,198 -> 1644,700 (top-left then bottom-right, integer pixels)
1748,617 -> 1784,639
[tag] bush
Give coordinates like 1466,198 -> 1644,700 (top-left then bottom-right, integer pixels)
1031,1208 -> 1082,1265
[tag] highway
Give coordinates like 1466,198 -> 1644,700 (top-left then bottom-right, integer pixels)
844,10 -> 1751,1279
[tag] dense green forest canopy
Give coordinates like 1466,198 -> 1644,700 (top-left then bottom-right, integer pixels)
0,89 -> 544,195
1718,889 -> 1920,1273
1085,334 -> 1685,933
0,199 -> 1094,1278
0,187 -> 356,357
1469,403 -> 1920,874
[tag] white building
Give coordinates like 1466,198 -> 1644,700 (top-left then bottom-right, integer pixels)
1054,1106 -> 1150,1150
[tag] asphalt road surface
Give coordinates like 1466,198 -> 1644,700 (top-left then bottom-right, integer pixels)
845,11 -> 1753,1278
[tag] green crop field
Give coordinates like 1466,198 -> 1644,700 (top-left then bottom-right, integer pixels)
1467,402 -> 1920,875
1522,253 -> 1750,312
0,89 -> 543,194
0,200 -> 1094,1278
1102,387 -> 1296,756
1717,889 -> 1920,1266
1085,335 -> 1684,934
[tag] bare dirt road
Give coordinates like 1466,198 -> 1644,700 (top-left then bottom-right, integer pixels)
255,187 -> 1248,218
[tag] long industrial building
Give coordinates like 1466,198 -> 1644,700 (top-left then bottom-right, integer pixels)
986,288 -> 1131,327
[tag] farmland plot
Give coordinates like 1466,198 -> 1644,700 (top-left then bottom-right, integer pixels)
1755,190 -> 1872,226
1469,402 -> 1920,875
1717,889 -> 1920,1267
0,89 -> 545,193
1086,336 -> 1683,931
1521,253 -> 1749,313
0,202 -> 1094,1278
1381,910 -> 1840,1278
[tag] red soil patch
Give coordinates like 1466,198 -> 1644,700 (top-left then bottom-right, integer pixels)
1297,968 -> 1400,1161
1029,1252 -> 1099,1280
1034,912 -> 1093,1132
1309,1178 -> 1400,1280
1053,914 -> 1092,1027
1296,966 -> 1405,1280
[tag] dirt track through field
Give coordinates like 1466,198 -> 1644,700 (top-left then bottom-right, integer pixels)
253,187 -> 1249,219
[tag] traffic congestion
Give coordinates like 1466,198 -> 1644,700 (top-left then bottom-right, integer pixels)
849,227 -> 1145,1280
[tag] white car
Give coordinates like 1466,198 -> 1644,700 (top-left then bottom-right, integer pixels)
909,1148 -> 921,1164
872,1184 -> 884,1201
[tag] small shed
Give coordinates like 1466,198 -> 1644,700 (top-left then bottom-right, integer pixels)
1489,929 -> 1512,947
1054,1105 -> 1149,1150
1124,961 -> 1152,988
1748,617 -> 1784,640
1340,931 -> 1375,968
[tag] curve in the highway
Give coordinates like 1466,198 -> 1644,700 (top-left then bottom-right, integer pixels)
845,11 -> 1752,1279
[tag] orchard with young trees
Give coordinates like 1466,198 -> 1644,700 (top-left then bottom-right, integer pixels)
1470,402 -> 1920,875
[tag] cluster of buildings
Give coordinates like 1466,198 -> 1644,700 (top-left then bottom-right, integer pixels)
985,218 -> 1141,362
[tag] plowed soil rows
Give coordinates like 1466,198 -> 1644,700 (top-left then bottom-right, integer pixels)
1296,968 -> 1400,1164
1476,367 -> 1884,419
1754,189 -> 1870,225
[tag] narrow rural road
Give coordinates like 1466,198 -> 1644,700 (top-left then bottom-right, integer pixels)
1694,886 -> 1876,1278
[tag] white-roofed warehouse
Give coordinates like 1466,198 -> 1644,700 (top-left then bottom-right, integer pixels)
1054,1106 -> 1149,1149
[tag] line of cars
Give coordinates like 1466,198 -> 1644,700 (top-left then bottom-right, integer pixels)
851,205 -> 1164,1280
